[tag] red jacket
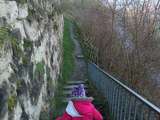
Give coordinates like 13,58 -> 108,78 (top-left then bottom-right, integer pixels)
56,100 -> 103,120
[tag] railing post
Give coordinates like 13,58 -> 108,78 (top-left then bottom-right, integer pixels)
111,85 -> 118,116
133,98 -> 138,120
123,93 -> 129,120
108,80 -> 114,107
115,87 -> 121,120
113,86 -> 120,119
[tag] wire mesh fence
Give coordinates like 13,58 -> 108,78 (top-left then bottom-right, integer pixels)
88,62 -> 160,120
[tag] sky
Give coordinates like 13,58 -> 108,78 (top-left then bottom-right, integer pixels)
100,0 -> 160,9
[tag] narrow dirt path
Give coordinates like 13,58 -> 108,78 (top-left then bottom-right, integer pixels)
70,23 -> 110,120
70,23 -> 87,82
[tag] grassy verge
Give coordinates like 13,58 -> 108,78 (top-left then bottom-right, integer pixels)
61,19 -> 75,82
51,18 -> 75,119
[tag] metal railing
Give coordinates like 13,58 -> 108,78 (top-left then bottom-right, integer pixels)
88,62 -> 160,120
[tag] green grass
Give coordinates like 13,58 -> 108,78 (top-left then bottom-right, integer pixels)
51,18 -> 75,119
61,18 -> 75,82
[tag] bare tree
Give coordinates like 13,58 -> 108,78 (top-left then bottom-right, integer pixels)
63,0 -> 160,106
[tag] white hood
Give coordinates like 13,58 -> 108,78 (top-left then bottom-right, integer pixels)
66,101 -> 82,117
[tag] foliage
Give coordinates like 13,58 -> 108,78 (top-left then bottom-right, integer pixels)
8,95 -> 17,112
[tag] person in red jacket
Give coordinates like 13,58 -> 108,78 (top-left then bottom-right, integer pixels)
56,84 -> 103,120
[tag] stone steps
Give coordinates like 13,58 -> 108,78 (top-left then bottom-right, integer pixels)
63,90 -> 88,95
76,54 -> 84,59
63,85 -> 88,90
67,80 -> 86,85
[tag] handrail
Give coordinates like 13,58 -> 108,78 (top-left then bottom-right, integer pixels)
91,62 -> 160,113
88,62 -> 160,120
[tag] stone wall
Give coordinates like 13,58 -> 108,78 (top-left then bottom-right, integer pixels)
0,0 -> 63,120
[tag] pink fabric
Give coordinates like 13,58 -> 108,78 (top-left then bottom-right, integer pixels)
56,100 -> 103,120
56,117 -> 62,120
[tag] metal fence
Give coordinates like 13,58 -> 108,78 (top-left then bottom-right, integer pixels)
88,62 -> 160,120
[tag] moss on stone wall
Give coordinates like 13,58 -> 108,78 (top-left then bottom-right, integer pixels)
0,27 -> 23,59
0,27 -> 10,49
27,8 -> 35,24
11,37 -> 23,58
0,26 -> 23,57
16,80 -> 21,88
53,24 -> 59,31
22,55 -> 29,65
23,39 -> 32,49
35,62 -> 45,75
8,95 -> 17,112
34,62 -> 45,80
15,0 -> 27,4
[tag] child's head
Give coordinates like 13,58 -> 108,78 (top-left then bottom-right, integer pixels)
70,84 -> 93,101
71,84 -> 86,97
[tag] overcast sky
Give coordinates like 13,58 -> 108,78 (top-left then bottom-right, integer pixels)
103,0 -> 159,4
101,0 -> 160,8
